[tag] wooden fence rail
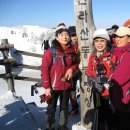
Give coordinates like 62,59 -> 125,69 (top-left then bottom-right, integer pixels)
13,64 -> 41,70
14,76 -> 41,82
0,44 -> 14,50
0,39 -> 42,92
15,50 -> 42,58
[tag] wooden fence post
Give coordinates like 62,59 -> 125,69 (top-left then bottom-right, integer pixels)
74,0 -> 96,129
1,39 -> 15,92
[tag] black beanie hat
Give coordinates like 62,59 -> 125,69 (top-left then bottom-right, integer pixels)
68,26 -> 77,37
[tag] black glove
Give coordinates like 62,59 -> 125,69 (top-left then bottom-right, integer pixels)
88,76 -> 98,84
88,76 -> 100,84
100,75 -> 108,84
94,83 -> 104,93
88,76 -> 105,93
40,93 -> 54,104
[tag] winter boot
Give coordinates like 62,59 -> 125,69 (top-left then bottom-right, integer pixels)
69,104 -> 79,116
46,128 -> 55,130
58,125 -> 68,130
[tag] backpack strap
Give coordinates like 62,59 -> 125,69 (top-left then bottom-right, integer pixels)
50,47 -> 57,65
50,47 -> 66,65
50,47 -> 76,66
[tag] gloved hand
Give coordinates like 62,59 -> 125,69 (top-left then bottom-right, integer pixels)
88,76 -> 95,84
40,93 -> 54,104
94,83 -> 104,94
88,76 -> 105,93
88,76 -> 100,85
100,75 -> 108,84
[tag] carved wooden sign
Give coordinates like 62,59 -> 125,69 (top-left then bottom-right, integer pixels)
74,0 -> 96,129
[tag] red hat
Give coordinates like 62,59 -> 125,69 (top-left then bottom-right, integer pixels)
123,19 -> 130,27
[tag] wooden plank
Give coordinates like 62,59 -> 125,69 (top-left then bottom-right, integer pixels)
0,72 -> 18,78
16,50 -> 42,58
13,64 -> 41,70
74,0 -> 96,129
0,39 -> 16,92
14,76 -> 41,82
0,73 -> 41,82
0,58 -> 16,65
0,73 -> 7,78
0,44 -> 14,50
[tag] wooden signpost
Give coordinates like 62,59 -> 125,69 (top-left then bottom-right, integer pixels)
74,0 -> 96,129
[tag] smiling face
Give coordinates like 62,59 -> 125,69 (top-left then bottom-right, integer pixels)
115,35 -> 130,47
94,38 -> 108,52
56,31 -> 70,45
71,36 -> 78,44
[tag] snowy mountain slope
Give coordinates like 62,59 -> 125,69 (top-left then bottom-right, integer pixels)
0,25 -> 55,69
0,25 -> 55,54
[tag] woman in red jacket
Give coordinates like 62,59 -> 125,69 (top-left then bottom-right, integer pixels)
109,27 -> 130,130
86,29 -> 116,130
68,26 -> 80,116
41,23 -> 79,130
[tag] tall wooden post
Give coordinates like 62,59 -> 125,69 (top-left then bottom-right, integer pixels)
74,0 -> 96,129
1,39 -> 15,92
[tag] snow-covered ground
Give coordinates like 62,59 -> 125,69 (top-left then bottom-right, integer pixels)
0,91 -> 40,130
0,69 -> 80,130
0,73 -> 80,130
0,25 -> 81,130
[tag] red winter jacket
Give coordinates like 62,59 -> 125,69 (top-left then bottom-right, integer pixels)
87,50 -> 116,96
41,43 -> 79,91
72,42 -> 79,54
109,44 -> 130,112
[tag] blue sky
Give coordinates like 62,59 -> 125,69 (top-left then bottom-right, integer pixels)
0,0 -> 129,29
